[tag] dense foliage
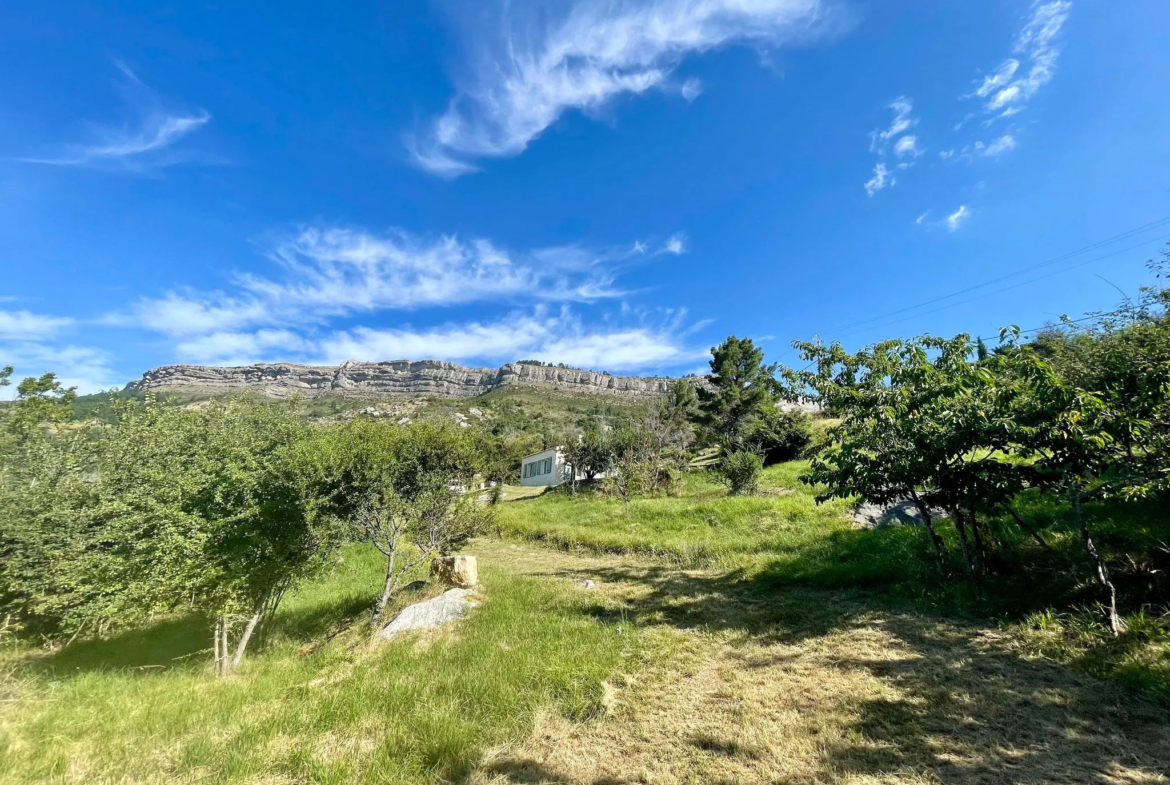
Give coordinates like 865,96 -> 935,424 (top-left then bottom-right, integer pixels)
782,253 -> 1170,633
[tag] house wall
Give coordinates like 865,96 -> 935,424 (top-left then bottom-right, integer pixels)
519,448 -> 570,487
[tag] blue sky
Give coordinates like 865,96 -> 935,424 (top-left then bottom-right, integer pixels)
2,0 -> 1168,393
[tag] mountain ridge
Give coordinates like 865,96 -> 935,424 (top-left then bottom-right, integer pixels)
126,360 -> 675,399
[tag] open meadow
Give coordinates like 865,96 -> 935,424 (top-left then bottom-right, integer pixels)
3,460 -> 1169,784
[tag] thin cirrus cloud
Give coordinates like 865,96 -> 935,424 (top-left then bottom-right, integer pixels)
945,205 -> 971,232
110,225 -> 703,373
116,225 -> 663,339
409,0 -> 834,176
971,0 -> 1071,121
864,97 -> 921,195
19,62 -> 210,170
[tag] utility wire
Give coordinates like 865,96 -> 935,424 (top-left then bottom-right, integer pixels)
823,233 -> 1169,344
816,215 -> 1170,338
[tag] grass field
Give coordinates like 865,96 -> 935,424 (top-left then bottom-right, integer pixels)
3,461 -> 1168,783
495,463 -> 856,566
497,461 -> 1170,701
0,547 -> 640,785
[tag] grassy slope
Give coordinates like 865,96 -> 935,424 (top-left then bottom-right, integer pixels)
0,547 -> 639,785
497,461 -> 1170,701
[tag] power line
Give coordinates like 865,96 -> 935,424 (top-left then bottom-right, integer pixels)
823,233 -> 1169,344
815,215 -> 1170,338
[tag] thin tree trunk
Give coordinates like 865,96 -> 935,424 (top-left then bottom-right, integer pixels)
1005,505 -> 1053,553
221,618 -> 231,675
624,495 -> 630,519
909,488 -> 946,571
1069,481 -> 1122,636
231,608 -> 263,669
213,617 -> 223,677
968,506 -> 988,572
951,508 -> 975,578
371,545 -> 399,630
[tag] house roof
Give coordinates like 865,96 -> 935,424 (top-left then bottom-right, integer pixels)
521,446 -> 563,462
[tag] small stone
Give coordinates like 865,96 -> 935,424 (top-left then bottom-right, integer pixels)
398,417 -> 411,425
469,408 -> 483,418
576,579 -> 596,589
431,555 -> 478,588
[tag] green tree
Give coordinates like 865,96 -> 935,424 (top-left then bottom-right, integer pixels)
603,426 -> 655,518
698,336 -> 779,448
8,372 -> 77,441
296,420 -> 488,628
95,397 -> 333,674
565,424 -> 611,483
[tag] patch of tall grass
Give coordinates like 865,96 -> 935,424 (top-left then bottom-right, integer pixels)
0,545 -> 639,784
495,464 -> 853,567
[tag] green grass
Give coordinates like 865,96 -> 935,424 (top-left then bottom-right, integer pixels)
495,459 -> 1170,701
495,463 -> 855,567
0,546 -> 639,784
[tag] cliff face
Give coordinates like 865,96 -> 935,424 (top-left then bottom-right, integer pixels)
127,360 -> 673,399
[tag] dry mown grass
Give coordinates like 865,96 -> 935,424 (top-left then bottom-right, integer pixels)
471,540 -> 1170,785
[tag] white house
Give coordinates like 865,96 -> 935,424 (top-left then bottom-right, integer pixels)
519,447 -> 572,488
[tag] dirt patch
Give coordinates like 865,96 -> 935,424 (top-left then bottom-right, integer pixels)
471,540 -> 1170,785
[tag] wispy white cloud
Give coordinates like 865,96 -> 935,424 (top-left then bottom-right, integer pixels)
970,1 -> 1071,120
865,97 -> 919,194
661,233 -> 687,255
0,343 -> 120,397
0,308 -> 118,395
982,134 -> 1017,156
115,226 -> 653,338
317,308 -> 706,371
945,205 -> 970,232
0,309 -> 74,340
410,0 -> 832,175
111,224 -> 703,374
869,97 -> 917,152
19,62 -> 210,170
915,211 -> 930,225
864,162 -> 893,197
893,134 -> 923,159
166,307 -> 705,372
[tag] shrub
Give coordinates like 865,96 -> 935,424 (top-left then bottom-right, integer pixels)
720,450 -> 763,496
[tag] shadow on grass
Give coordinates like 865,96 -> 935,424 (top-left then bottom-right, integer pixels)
815,613 -> 1170,784
480,758 -> 626,784
489,558 -> 1170,783
22,585 -> 390,679
19,614 -> 212,678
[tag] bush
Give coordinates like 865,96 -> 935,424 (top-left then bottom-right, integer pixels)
720,450 -> 763,496
751,407 -> 813,465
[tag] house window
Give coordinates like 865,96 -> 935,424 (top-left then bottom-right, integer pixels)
543,458 -> 552,474
523,462 -> 531,478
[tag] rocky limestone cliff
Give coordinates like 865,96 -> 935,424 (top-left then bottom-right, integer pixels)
127,360 -> 673,399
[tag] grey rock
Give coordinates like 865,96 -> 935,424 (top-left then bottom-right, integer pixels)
126,359 -> 674,400
853,500 -> 945,529
380,588 -> 479,640
575,579 -> 596,589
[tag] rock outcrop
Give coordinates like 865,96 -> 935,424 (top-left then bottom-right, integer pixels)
127,360 -> 673,399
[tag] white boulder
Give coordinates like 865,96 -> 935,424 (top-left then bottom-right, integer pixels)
381,588 -> 479,639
